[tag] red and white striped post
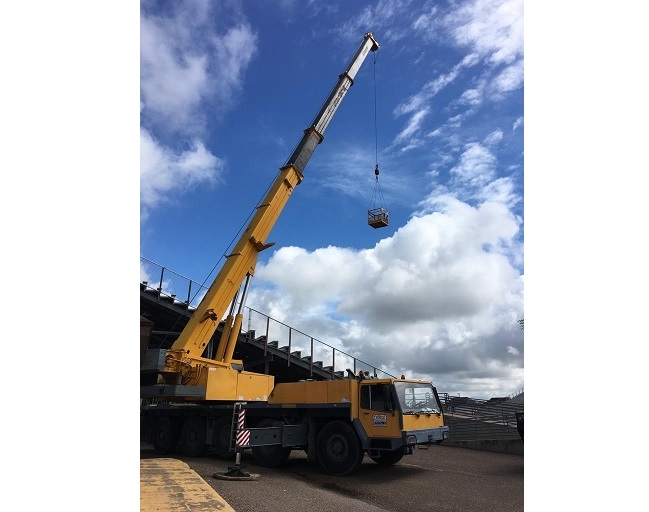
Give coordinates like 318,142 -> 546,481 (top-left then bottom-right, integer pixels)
235,409 -> 250,450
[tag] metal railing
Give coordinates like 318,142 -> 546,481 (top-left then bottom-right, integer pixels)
140,256 -> 209,309
438,394 -> 524,441
242,307 -> 395,379
140,256 -> 396,379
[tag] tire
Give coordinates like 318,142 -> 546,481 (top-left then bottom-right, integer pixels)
212,417 -> 233,458
251,419 -> 291,468
369,446 -> 405,466
152,416 -> 179,455
179,417 -> 207,457
316,421 -> 362,476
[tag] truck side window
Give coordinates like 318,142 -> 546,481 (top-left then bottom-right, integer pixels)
360,385 -> 370,409
360,384 -> 393,412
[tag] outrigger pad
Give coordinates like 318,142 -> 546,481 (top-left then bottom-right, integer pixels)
213,464 -> 260,481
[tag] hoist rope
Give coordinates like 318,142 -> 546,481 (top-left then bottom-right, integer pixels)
368,50 -> 386,211
373,51 -> 379,167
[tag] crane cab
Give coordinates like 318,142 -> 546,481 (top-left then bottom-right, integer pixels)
368,207 -> 388,228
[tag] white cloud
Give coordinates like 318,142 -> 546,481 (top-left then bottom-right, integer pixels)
449,0 -> 524,107
450,142 -> 497,187
140,128 -> 223,213
394,55 -> 479,117
478,176 -> 520,208
394,107 -> 430,145
459,87 -> 483,106
483,129 -> 503,146
333,0 -> 416,45
512,116 -> 523,130
393,1 -> 524,159
212,24 -> 258,103
249,178 -> 523,397
140,18 -> 208,133
446,0 -> 523,66
412,5 -> 440,33
491,60 -> 524,97
140,7 -> 257,135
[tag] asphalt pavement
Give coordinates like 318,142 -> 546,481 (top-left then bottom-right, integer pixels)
140,442 -> 523,512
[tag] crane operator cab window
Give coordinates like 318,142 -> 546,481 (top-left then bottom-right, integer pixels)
360,383 -> 395,412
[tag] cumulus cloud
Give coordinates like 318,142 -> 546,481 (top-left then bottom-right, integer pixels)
140,128 -> 223,216
249,177 -> 523,397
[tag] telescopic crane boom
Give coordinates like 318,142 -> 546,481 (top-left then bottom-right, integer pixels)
156,33 -> 380,400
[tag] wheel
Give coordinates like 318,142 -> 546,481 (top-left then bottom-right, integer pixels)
316,421 -> 362,476
251,419 -> 292,468
369,446 -> 405,466
179,417 -> 207,457
212,417 -> 233,458
152,416 -> 179,455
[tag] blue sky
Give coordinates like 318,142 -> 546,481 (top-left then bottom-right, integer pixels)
139,0 -> 524,399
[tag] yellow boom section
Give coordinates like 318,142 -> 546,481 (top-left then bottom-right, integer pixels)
169,163 -> 304,360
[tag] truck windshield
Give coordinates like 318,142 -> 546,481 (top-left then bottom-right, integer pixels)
394,381 -> 440,414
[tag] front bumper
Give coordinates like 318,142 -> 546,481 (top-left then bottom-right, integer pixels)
405,426 -> 449,445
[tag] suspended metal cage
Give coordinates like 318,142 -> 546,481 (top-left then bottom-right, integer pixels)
367,165 -> 388,229
367,207 -> 388,228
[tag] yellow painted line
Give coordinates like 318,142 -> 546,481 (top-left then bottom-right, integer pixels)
141,458 -> 235,512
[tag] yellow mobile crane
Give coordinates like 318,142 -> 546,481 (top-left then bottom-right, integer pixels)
141,33 -> 448,476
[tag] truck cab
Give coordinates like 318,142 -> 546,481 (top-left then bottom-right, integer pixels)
359,379 -> 448,447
